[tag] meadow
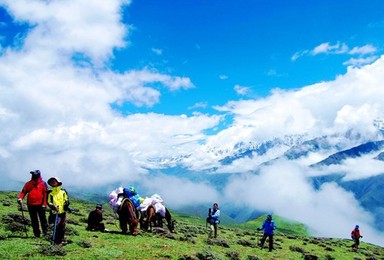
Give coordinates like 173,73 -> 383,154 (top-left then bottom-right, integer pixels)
0,191 -> 383,260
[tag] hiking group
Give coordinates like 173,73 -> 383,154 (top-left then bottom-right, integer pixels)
18,170 -> 70,245
205,208 -> 278,252
17,170 -> 365,251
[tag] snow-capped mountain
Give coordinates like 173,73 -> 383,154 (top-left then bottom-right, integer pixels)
152,128 -> 384,231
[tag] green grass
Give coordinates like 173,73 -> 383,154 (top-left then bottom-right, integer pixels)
1,191 -> 383,259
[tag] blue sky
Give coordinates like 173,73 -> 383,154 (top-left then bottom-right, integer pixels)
1,0 -> 384,244
109,0 -> 384,115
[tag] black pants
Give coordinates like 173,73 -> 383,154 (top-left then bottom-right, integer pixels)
260,233 -> 274,251
27,205 -> 48,237
87,222 -> 105,232
352,237 -> 360,248
49,213 -> 66,244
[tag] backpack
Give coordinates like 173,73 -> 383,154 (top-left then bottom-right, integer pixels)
206,207 -> 212,223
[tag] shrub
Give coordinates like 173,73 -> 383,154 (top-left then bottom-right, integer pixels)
225,251 -> 240,260
289,245 -> 306,254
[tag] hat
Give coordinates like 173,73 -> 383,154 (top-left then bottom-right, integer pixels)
47,177 -> 62,186
267,214 -> 272,219
30,170 -> 41,176
96,204 -> 102,209
355,225 -> 359,229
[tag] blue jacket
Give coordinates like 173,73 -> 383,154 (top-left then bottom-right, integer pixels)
259,219 -> 276,235
210,208 -> 220,224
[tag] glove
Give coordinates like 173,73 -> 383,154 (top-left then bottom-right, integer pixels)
17,198 -> 22,205
257,228 -> 261,231
49,204 -> 57,211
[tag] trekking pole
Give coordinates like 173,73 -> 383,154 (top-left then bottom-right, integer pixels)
19,201 -> 28,237
51,212 -> 59,245
256,229 -> 259,246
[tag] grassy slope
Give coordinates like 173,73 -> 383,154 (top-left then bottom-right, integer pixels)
0,191 -> 383,260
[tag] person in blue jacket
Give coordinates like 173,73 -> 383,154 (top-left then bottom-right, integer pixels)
257,214 -> 277,252
208,203 -> 220,238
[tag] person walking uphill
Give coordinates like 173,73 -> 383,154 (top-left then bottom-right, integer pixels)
47,177 -> 70,245
18,170 -> 48,238
351,225 -> 363,250
207,203 -> 220,239
257,214 -> 277,252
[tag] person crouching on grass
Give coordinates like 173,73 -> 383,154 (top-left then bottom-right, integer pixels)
87,204 -> 107,232
47,177 -> 70,246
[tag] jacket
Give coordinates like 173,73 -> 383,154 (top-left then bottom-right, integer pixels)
87,209 -> 103,229
18,176 -> 47,206
351,229 -> 361,239
259,219 -> 277,235
210,208 -> 220,224
47,186 -> 69,214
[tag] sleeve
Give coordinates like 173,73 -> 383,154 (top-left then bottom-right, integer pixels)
212,209 -> 220,219
47,191 -> 56,210
259,220 -> 266,230
42,182 -> 48,206
18,182 -> 30,200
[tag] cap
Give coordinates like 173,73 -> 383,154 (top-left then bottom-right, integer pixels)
96,204 -> 102,209
47,177 -> 62,186
30,170 -> 41,176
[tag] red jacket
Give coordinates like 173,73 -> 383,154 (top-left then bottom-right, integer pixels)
18,176 -> 48,206
351,229 -> 361,239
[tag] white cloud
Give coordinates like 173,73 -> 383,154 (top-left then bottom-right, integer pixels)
312,42 -> 349,55
234,84 -> 250,96
292,42 -> 378,64
188,102 -> 208,110
151,48 -> 162,55
214,56 -> 384,143
343,56 -> 378,67
0,0 -> 212,187
349,44 -> 377,55
312,155 -> 384,182
1,0 -> 131,64
223,161 -> 384,245
140,174 -> 220,208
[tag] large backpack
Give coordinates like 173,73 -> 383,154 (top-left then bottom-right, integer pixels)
206,208 -> 212,223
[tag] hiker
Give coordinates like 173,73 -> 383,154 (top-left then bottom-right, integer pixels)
257,214 -> 277,252
47,177 -> 70,245
207,203 -> 220,238
351,225 -> 363,250
17,170 -> 48,238
87,204 -> 106,232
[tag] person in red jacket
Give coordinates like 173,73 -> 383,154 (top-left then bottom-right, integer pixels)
351,225 -> 363,250
18,170 -> 48,237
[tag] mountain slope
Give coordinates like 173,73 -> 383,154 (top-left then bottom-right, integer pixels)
1,191 -> 383,259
